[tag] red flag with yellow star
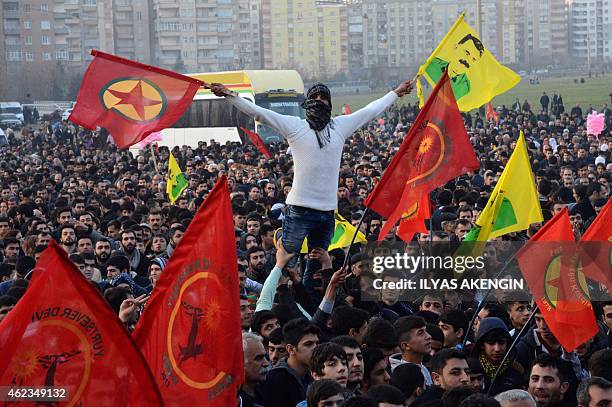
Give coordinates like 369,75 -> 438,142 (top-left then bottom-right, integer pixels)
133,175 -> 243,406
0,241 -> 162,406
516,208 -> 599,352
69,50 -> 203,149
366,72 -> 479,234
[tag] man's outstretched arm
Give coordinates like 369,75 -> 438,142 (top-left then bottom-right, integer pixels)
335,79 -> 415,138
207,83 -> 303,140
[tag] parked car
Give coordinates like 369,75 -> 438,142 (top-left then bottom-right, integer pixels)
0,102 -> 24,122
62,108 -> 73,121
0,113 -> 22,129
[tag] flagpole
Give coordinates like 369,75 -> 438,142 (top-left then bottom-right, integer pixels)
486,306 -> 538,396
461,248 -> 521,348
341,207 -> 370,269
150,143 -> 159,172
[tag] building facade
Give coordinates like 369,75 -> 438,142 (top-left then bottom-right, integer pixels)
568,0 -> 612,63
361,0 -> 434,78
261,0 -> 347,79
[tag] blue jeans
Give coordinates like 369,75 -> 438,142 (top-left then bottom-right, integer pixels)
281,205 -> 335,268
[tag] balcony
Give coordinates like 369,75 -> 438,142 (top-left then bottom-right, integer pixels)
55,25 -> 69,34
3,10 -> 19,18
3,26 -> 20,34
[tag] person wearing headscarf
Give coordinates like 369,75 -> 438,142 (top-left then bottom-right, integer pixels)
208,79 -> 415,267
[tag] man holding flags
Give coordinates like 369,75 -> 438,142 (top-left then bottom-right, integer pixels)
207,79 -> 415,266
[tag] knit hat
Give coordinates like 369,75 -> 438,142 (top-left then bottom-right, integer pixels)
149,257 -> 167,271
305,83 -> 332,108
16,256 -> 36,277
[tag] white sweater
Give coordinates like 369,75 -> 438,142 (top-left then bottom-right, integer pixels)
227,91 -> 399,211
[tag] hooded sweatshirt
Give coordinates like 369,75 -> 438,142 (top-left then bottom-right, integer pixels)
471,317 -> 524,395
257,358 -> 311,407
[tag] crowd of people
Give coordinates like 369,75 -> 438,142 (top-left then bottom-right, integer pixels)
0,81 -> 610,407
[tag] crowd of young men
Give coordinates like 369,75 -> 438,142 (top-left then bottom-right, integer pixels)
0,90 -> 610,407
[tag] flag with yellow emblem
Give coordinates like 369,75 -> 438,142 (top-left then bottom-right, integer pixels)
69,50 -> 203,148
134,176 -> 243,406
417,13 -> 520,112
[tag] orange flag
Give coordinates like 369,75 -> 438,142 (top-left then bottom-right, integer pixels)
486,102 -> 499,124
516,208 -> 599,351
241,126 -> 272,158
579,198 -> 611,291
367,72 -> 479,238
0,241 -> 162,406
133,175 -> 243,406
396,191 -> 431,242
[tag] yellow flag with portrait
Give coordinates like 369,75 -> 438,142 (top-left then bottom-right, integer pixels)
417,13 -> 520,112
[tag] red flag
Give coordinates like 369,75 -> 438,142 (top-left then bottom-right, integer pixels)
0,241 -> 162,406
486,102 -> 499,124
516,208 -> 599,351
69,50 -> 203,149
395,191 -> 431,242
343,104 -> 352,115
240,126 -> 272,158
579,198 -> 611,290
133,175 -> 243,406
366,72 -> 479,234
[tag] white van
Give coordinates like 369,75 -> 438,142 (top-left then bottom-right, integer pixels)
0,102 -> 24,123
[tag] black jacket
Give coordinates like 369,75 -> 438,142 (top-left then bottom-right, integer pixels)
257,359 -> 311,407
515,329 -> 581,405
411,386 -> 444,406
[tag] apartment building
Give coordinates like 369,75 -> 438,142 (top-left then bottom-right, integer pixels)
361,0 -> 434,73
568,0 -> 612,62
261,0 -> 347,79
112,0 -> 152,64
237,0 -> 262,69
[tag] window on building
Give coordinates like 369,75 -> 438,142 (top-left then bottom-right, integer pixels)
24,4 -> 31,12
25,51 -> 33,61
7,50 -> 21,61
42,36 -> 50,45
24,20 -> 32,29
43,52 -> 51,60
56,49 -> 68,60
41,3 -> 48,12
41,21 -> 50,30
25,36 -> 32,45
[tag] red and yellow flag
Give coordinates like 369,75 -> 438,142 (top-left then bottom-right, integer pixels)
367,72 -> 479,237
579,198 -> 611,291
516,208 -> 599,352
0,241 -> 162,406
396,191 -> 431,242
69,50 -> 203,149
133,175 -> 243,406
